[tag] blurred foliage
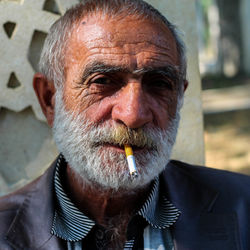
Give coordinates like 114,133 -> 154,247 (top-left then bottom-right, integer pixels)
204,109 -> 250,130
202,74 -> 250,90
200,0 -> 213,11
197,0 -> 214,47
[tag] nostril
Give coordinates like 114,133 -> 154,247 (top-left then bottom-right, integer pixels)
112,104 -> 152,129
114,118 -> 128,127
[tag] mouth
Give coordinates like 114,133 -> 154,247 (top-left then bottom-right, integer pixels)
93,142 -> 147,153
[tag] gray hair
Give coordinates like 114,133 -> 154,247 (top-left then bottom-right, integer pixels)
39,0 -> 187,90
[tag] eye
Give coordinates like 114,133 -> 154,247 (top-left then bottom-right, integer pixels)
87,74 -> 121,95
142,72 -> 176,92
144,77 -> 174,91
92,76 -> 112,85
153,79 -> 173,90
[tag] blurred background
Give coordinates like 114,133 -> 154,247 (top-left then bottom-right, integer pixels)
197,0 -> 250,174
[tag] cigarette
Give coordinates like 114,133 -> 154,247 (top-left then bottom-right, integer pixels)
124,144 -> 138,179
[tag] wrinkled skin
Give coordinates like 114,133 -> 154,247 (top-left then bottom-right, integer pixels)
63,15 -> 182,131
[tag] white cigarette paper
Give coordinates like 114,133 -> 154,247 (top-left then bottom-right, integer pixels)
124,144 -> 138,178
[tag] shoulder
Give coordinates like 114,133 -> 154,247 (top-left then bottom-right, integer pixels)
0,164 -> 56,247
0,181 -> 35,248
0,176 -> 41,228
0,164 -> 55,210
166,160 -> 250,197
0,158 -> 57,207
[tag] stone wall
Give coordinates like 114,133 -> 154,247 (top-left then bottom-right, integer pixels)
0,0 -> 204,195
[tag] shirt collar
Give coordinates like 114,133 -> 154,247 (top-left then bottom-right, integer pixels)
137,176 -> 181,229
51,154 -> 95,241
51,154 -> 180,241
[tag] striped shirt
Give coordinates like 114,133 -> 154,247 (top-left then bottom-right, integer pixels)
51,154 -> 180,249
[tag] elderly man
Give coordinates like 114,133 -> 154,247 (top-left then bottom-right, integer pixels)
1,0 -> 250,249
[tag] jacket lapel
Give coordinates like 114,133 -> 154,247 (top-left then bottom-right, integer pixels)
162,161 -> 241,250
5,159 -> 65,250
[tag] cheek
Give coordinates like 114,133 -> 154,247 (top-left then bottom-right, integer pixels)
147,93 -> 178,128
83,94 -> 178,128
62,80 -> 178,129
63,80 -> 103,113
63,87 -> 87,112
83,96 -> 115,123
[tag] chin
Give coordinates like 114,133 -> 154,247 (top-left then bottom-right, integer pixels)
67,151 -> 167,192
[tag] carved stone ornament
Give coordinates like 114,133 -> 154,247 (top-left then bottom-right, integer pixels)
0,0 -> 78,121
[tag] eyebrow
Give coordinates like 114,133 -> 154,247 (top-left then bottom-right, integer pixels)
79,61 -> 180,84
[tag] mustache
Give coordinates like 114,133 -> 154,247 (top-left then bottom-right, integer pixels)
91,125 -> 157,149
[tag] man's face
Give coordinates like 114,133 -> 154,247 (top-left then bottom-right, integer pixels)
53,14 -> 183,190
63,14 -> 180,129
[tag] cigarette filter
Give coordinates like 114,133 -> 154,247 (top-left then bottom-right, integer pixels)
124,144 -> 138,178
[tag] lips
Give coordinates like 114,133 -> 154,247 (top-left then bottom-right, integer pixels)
93,142 -> 149,153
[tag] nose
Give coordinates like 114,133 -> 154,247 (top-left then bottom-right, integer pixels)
111,81 -> 153,128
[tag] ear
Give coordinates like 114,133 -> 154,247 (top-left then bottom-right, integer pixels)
183,80 -> 189,92
33,73 -> 56,127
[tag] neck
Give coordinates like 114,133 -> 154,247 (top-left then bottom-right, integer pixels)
65,165 -> 151,226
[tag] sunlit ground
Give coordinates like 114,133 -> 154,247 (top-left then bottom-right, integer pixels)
204,109 -> 250,175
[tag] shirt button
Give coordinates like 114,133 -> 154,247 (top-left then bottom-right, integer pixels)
96,228 -> 105,240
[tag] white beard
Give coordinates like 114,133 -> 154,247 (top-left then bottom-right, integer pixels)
53,89 -> 181,191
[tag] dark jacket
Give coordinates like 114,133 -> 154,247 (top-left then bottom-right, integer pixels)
0,158 -> 250,250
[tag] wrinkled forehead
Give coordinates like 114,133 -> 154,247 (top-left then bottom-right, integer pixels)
65,14 -> 179,71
